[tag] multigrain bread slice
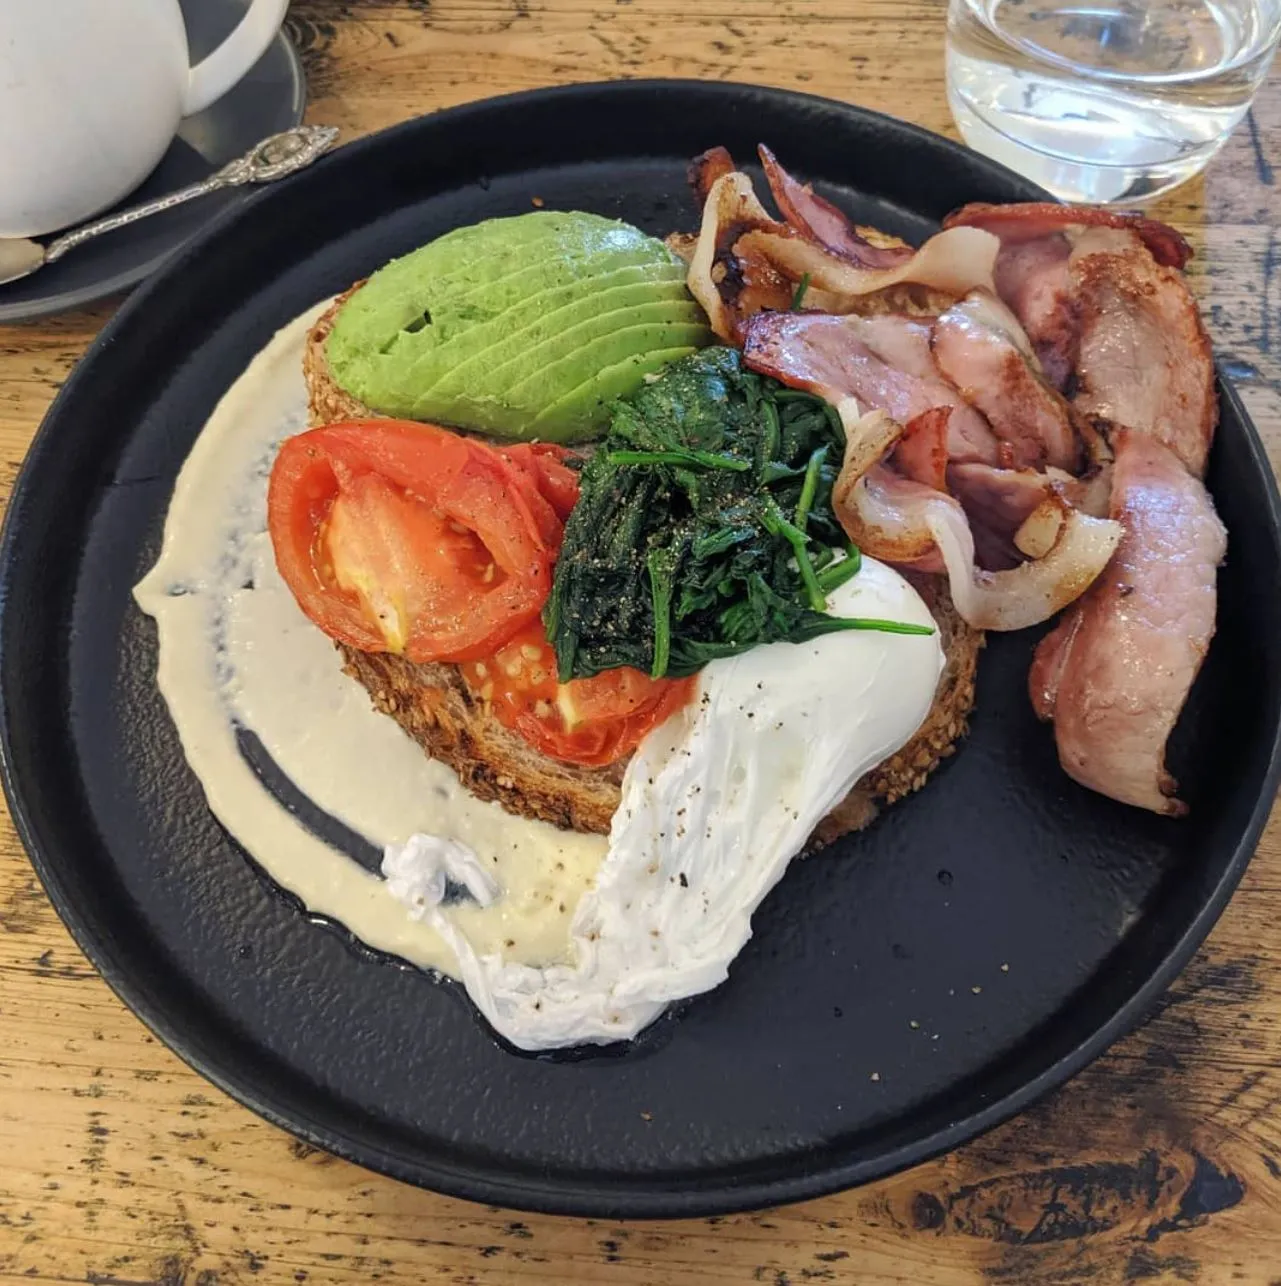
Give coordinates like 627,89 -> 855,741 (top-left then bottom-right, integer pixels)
337,576 -> 981,845
305,284 -> 376,426
309,233 -> 983,847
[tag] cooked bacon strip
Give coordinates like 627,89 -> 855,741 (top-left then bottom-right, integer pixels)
689,146 -> 737,206
1070,226 -> 1217,477
1068,462 -> 1114,520
948,462 -> 1060,529
1029,429 -> 1226,815
946,461 -> 1064,569
945,205 -> 1192,395
895,407 -> 950,491
920,490 -> 1121,632
837,401 -> 904,486
944,202 -> 1193,270
688,162 -> 1001,338
931,290 -> 1080,471
742,311 -> 1000,464
991,235 -> 1077,391
832,411 -> 1123,631
686,171 -> 795,342
758,145 -> 913,269
846,313 -> 938,378
733,224 -> 1001,306
838,462 -> 945,566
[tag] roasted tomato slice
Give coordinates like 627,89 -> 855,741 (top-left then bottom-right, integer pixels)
460,620 -> 696,767
499,443 -> 581,524
268,420 -> 556,663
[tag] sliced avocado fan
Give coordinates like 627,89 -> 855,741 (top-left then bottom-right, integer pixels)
325,211 -> 714,443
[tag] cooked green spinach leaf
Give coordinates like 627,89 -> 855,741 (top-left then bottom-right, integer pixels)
543,346 -> 931,681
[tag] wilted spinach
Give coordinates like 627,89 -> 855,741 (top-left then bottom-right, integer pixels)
543,346 -> 930,681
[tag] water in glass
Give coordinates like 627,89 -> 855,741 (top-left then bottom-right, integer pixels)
946,0 -> 1281,202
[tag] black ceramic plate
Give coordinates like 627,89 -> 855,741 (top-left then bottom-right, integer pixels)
2,82 -> 1280,1218
0,0 -> 304,324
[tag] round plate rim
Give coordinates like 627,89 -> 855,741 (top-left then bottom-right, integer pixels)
0,26 -> 305,324
3,79 -> 1280,1217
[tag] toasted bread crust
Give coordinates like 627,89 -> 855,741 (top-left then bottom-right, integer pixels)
313,264 -> 982,848
807,576 -> 981,849
338,577 -> 980,846
338,649 -> 627,834
304,284 -> 381,426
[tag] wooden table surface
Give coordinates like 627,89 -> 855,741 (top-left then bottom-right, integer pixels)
2,3 -> 1280,1283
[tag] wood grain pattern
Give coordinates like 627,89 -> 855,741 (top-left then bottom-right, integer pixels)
2,2 -> 1280,1282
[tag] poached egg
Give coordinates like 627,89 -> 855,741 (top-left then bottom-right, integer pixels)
385,559 -> 943,1050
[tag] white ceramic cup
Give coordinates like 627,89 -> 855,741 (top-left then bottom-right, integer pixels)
0,0 -> 292,237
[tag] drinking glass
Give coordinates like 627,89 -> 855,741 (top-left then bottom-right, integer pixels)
946,0 -> 1281,203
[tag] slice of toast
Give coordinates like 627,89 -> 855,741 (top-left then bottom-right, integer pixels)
337,574 -> 981,844
307,253 -> 983,847
305,284 -> 375,426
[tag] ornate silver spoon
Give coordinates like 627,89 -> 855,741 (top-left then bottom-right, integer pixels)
0,124 -> 339,287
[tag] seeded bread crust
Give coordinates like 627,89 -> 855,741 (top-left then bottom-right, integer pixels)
305,284 -> 378,426
309,254 -> 983,847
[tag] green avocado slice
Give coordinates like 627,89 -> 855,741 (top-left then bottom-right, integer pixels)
500,319 -> 712,408
425,214 -> 657,299
324,210 -> 713,441
405,309 -> 707,425
334,245 -> 688,414
331,213 -> 665,373
326,212 -> 592,366
529,346 -> 703,441
407,321 -> 709,441
409,280 -> 695,403
383,261 -> 687,399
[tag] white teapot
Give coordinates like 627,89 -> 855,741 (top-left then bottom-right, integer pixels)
0,0 -> 291,237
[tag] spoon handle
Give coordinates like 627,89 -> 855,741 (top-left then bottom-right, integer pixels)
42,125 -> 340,265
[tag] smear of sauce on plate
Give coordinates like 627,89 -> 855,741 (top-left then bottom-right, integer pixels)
134,303 -> 608,977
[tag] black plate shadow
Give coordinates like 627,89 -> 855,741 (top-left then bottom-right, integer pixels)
1,81 -> 1279,1217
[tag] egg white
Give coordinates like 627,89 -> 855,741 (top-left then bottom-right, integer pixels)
386,559 -> 943,1049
